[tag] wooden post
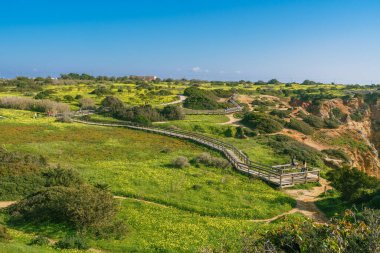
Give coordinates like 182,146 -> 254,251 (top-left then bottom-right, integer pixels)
304,171 -> 308,183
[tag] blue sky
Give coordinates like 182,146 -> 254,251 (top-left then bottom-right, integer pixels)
1,0 -> 379,83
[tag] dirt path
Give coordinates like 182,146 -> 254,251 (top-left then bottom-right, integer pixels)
284,178 -> 331,224
160,95 -> 186,106
0,201 -> 16,208
219,114 -> 241,126
237,95 -> 253,111
114,195 -> 168,208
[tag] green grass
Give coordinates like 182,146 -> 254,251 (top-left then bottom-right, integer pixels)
315,190 -> 351,219
0,111 -> 294,219
0,108 -> 298,252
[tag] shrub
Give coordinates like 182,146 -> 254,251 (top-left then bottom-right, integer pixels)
55,235 -> 89,250
42,167 -> 83,187
172,156 -> 190,168
270,109 -> 290,118
161,105 -> 184,120
29,235 -> 50,246
243,208 -> 380,253
34,90 -> 55,99
100,96 -> 164,123
0,225 -> 11,241
183,87 -> 224,110
235,126 -> 246,139
0,148 -> 47,177
90,86 -> 113,96
331,107 -> 344,120
301,114 -> 325,128
322,149 -> 351,163
8,185 -> 117,230
327,167 -> 379,202
79,98 -> 96,110
257,135 -> 324,167
63,95 -> 74,102
324,118 -> 341,128
0,96 -> 70,115
224,127 -> 236,137
195,153 -> 230,169
286,118 -> 314,135
242,113 -> 284,133
56,113 -> 72,123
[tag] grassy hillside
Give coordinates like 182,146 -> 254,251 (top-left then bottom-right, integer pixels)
0,109 -> 295,252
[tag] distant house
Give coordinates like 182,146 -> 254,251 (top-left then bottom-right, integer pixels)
130,75 -> 157,81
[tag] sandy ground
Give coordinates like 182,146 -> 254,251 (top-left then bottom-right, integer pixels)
284,178 -> 331,224
0,201 -> 16,208
237,95 -> 254,111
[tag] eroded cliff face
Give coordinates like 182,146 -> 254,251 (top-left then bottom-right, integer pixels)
318,98 -> 380,178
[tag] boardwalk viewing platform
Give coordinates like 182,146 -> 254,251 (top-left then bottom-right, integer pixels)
73,116 -> 320,188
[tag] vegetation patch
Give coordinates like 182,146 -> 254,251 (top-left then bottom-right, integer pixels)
242,112 -> 284,133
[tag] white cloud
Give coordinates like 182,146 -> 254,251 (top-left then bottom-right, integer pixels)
192,66 -> 201,72
234,70 -> 242,74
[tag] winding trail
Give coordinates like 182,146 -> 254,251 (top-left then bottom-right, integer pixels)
160,95 -> 186,106
284,178 -> 331,223
0,201 -> 16,208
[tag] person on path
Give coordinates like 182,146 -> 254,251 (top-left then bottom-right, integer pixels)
291,155 -> 296,167
301,160 -> 307,172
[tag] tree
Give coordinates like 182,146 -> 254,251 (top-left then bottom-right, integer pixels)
267,79 -> 281,85
161,105 -> 184,120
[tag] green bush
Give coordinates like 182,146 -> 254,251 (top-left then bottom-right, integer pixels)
301,114 -> 325,128
242,113 -> 284,133
183,87 -> 225,110
63,95 -> 74,102
0,148 -> 47,177
270,109 -> 291,118
29,235 -> 50,246
90,86 -> 113,96
160,105 -> 184,120
42,167 -> 83,187
8,185 -> 117,230
322,149 -> 351,163
257,135 -> 324,167
55,235 -> 89,250
327,167 -> 379,202
324,118 -> 341,128
286,118 -> 314,135
243,208 -> 380,253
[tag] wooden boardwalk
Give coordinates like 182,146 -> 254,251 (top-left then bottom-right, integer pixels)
74,118 -> 320,188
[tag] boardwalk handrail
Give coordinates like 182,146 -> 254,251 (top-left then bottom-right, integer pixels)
72,116 -> 320,188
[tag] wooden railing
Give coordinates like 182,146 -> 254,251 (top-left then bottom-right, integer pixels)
73,116 -> 320,188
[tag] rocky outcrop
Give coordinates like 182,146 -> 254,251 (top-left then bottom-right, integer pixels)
318,98 -> 380,178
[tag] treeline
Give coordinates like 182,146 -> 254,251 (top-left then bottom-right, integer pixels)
0,76 -> 54,92
100,96 -> 184,124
